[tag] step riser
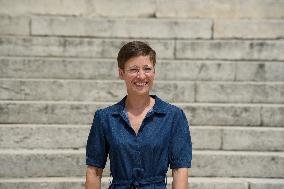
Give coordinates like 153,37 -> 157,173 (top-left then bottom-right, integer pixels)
0,126 -> 283,151
196,82 -> 284,103
1,37 -> 284,60
0,151 -> 282,178
156,0 -> 284,19
1,179 -> 284,189
214,19 -> 284,39
3,15 -> 282,39
31,16 -> 212,39
176,40 -> 284,61
0,80 -> 283,103
1,0 -> 284,19
1,58 -> 284,81
0,80 -> 195,103
0,37 -> 174,59
2,103 -> 283,126
0,15 -> 30,36
1,178 -> 283,189
1,103 -> 283,126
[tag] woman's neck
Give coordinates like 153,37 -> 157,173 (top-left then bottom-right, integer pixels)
125,94 -> 153,112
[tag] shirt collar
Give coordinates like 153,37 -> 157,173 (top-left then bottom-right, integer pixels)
111,95 -> 167,115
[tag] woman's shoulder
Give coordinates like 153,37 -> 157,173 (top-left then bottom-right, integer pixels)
154,96 -> 184,114
94,101 -> 124,117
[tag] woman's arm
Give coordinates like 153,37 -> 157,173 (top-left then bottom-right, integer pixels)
85,165 -> 103,189
172,168 -> 188,189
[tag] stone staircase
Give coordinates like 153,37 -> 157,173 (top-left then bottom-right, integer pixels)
0,0 -> 284,188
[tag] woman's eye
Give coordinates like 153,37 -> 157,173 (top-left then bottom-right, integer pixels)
144,67 -> 153,72
129,69 -> 139,73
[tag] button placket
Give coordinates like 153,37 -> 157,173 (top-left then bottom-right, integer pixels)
135,136 -> 142,166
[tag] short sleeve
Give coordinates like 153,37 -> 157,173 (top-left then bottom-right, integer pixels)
169,108 -> 192,169
86,110 -> 109,168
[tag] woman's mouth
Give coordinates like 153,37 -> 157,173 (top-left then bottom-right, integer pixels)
134,82 -> 148,87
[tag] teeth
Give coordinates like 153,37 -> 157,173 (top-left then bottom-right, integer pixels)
135,82 -> 147,86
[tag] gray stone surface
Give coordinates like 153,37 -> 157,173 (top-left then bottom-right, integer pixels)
0,0 -> 283,186
85,0 -> 156,18
31,16 -> 212,39
0,125 -> 89,149
196,82 -> 284,103
187,177 -> 248,189
0,150 -> 85,177
0,150 -> 283,178
0,182 -> 86,189
157,60 -> 236,81
0,178 -> 283,189
214,19 -> 284,39
2,125 -> 282,151
0,102 -> 103,124
1,58 -> 283,81
1,0 -> 284,19
191,126 -> 222,150
0,80 -> 195,102
236,62 -> 284,81
181,104 -> 261,126
0,0 -> 86,16
0,177 -> 255,189
261,106 -> 284,126
0,58 -> 237,81
0,58 -> 118,80
248,178 -> 284,189
0,125 -> 220,150
0,102 -> 266,126
0,37 -> 174,59
222,127 -> 284,151
156,0 -> 284,19
176,40 -> 284,60
0,15 -> 30,35
191,151 -> 284,177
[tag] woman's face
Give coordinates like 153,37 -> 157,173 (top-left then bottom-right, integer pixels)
119,55 -> 155,96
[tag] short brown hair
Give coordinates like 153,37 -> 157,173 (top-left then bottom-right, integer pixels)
117,41 -> 156,69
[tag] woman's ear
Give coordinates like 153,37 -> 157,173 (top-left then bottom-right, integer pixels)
118,68 -> 124,80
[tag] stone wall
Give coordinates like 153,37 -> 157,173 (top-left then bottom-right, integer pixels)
0,0 -> 283,188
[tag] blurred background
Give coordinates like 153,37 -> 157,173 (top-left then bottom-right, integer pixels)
0,0 -> 283,188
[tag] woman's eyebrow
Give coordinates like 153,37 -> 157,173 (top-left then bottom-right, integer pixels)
127,65 -> 153,69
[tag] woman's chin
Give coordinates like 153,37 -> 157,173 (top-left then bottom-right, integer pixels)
130,88 -> 150,96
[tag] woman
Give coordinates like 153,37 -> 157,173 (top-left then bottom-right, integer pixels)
85,41 -> 192,189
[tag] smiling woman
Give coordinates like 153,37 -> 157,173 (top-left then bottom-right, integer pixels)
119,55 -> 155,98
85,41 -> 192,189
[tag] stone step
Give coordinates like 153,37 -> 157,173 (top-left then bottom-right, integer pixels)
156,0 -> 284,19
0,79 -> 283,103
2,14 -> 284,39
1,36 -> 284,60
0,15 -> 30,36
0,125 -> 283,151
1,57 -> 284,82
0,150 -> 282,178
0,79 -> 194,103
30,16 -> 284,39
31,16 -> 212,39
0,36 -> 174,59
176,40 -> 284,61
0,0 -> 87,17
0,177 -> 283,189
0,102 -> 283,126
1,0 -> 283,19
195,81 -> 284,103
214,19 -> 284,39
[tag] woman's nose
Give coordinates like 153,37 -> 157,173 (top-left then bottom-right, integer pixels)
136,70 -> 146,78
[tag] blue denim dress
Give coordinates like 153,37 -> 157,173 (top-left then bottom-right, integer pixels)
86,95 -> 192,189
